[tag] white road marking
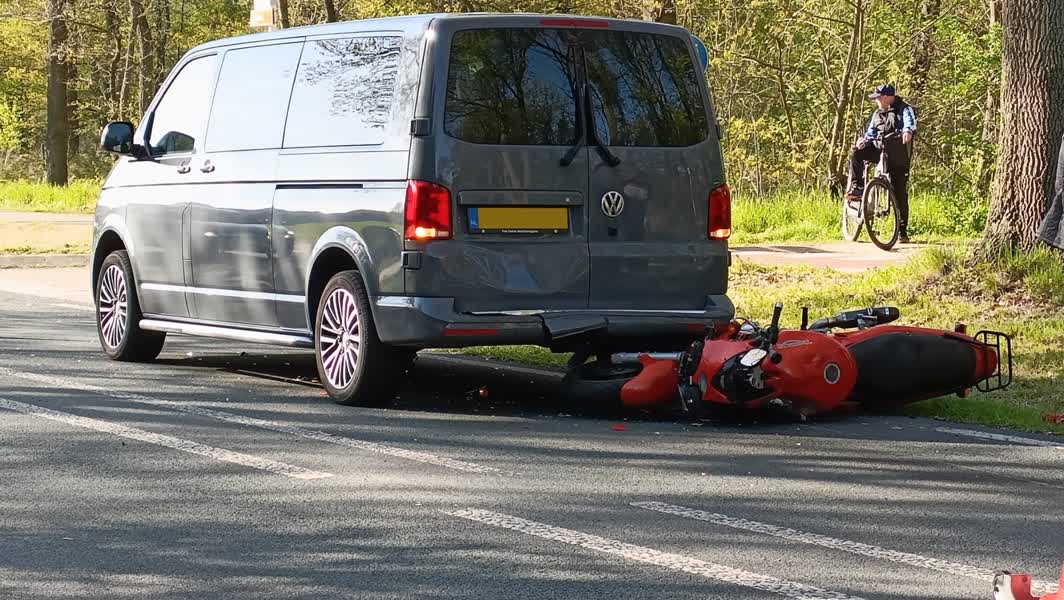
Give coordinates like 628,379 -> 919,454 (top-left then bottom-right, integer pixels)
50,303 -> 93,312
0,397 -> 332,480
0,366 -> 501,475
445,507 -> 866,600
936,427 -> 1064,449
633,501 -> 1059,596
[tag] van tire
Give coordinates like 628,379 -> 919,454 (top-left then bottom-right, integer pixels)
95,250 -> 166,362
559,361 -> 643,414
314,270 -> 404,406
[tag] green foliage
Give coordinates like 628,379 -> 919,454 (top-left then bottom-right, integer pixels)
731,188 -> 988,244
0,0 -> 1004,190
0,179 -> 100,212
458,346 -> 571,368
0,7 -> 46,176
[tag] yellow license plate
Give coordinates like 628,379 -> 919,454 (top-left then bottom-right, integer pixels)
469,207 -> 569,233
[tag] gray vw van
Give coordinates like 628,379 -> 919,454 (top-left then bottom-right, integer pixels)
93,13 -> 734,405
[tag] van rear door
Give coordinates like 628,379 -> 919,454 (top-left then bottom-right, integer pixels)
581,27 -> 729,310
417,25 -> 590,314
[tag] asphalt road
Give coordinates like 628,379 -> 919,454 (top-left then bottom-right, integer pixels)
1,286 -> 1062,600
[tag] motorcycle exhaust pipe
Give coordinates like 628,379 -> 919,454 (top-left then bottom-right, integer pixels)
611,352 -> 684,365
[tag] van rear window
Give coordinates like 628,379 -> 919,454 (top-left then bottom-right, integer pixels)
444,28 -> 708,148
444,29 -> 577,146
584,31 -> 708,147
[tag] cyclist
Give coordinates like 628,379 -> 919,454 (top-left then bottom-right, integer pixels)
1038,132 -> 1064,251
846,84 -> 917,243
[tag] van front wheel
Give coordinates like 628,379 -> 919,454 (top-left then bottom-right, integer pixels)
314,271 -> 402,406
95,250 -> 166,362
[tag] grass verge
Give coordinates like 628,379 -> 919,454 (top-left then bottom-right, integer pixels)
0,179 -> 100,213
731,188 -> 988,245
462,246 -> 1064,435
0,243 -> 91,255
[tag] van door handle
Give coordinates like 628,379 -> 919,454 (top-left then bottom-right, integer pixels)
200,160 -> 215,173
176,161 -> 191,174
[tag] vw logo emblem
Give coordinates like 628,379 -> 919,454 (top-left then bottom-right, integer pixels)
601,191 -> 625,218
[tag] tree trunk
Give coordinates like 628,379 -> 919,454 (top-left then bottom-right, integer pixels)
66,0 -> 77,158
105,0 -> 122,111
972,0 -> 1002,195
978,0 -> 1064,255
323,0 -> 338,23
826,0 -> 864,194
909,0 -> 941,105
154,0 -> 168,92
775,37 -> 796,150
118,17 -> 134,120
651,0 -> 677,24
278,0 -> 290,28
46,0 -> 69,185
68,56 -> 78,158
129,0 -> 154,116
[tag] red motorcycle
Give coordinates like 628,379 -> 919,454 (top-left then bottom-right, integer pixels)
563,303 -> 1012,418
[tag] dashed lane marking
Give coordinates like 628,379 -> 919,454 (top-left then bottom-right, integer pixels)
445,507 -> 866,600
0,366 -> 503,475
0,396 -> 333,480
633,501 -> 1058,595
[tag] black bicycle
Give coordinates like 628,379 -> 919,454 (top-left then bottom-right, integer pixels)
841,132 -> 902,250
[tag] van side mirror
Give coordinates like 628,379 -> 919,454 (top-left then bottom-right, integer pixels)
100,121 -> 144,157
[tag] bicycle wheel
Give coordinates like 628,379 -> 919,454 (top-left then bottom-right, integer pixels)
841,194 -> 863,241
863,178 -> 900,250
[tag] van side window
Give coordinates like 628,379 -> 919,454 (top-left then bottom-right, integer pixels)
284,37 -> 402,148
147,55 -> 217,156
205,43 -> 302,153
444,29 -> 577,146
584,31 -> 709,147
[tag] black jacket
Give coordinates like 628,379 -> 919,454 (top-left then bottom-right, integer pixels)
1038,133 -> 1064,251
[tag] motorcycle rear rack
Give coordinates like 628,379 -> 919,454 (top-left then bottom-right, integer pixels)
974,330 -> 1013,392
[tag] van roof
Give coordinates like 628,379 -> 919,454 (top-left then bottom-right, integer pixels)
185,12 -> 687,55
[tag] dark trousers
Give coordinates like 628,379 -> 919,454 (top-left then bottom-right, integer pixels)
848,142 -> 912,234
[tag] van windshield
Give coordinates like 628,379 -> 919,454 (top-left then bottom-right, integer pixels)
444,27 -> 708,148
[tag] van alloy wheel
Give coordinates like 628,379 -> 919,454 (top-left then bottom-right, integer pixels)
98,264 -> 128,349
318,287 -> 361,390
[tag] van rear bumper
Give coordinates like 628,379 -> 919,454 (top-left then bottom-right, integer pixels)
371,295 -> 735,351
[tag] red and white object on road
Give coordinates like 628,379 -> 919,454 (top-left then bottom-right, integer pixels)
994,563 -> 1064,600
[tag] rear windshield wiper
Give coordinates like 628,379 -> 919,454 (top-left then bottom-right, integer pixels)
559,127 -> 585,167
560,82 -> 587,167
560,77 -> 620,167
584,84 -> 620,167
591,137 -> 621,167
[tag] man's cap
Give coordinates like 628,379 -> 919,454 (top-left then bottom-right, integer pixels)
869,84 -> 896,98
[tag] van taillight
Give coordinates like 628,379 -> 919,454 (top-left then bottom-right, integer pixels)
405,180 -> 452,241
708,184 -> 731,240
